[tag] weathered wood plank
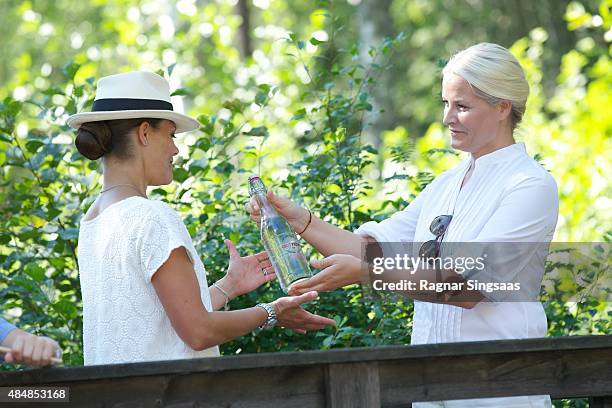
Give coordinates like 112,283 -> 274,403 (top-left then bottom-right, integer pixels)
326,362 -> 380,408
2,336 -> 609,386
378,347 -> 612,404
0,336 -> 609,406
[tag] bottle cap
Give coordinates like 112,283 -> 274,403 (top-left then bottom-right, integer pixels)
248,175 -> 266,196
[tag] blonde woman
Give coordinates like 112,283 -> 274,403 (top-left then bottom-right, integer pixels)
247,43 -> 557,407
68,71 -> 334,365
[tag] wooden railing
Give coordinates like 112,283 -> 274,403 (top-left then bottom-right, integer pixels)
1,335 -> 611,407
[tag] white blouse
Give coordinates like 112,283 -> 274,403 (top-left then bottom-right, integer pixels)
78,197 -> 220,365
355,143 -> 558,407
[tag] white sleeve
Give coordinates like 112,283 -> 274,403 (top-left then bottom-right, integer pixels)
137,206 -> 197,282
451,173 -> 559,301
472,173 -> 558,243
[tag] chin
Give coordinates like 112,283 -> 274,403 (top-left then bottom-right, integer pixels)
151,177 -> 173,187
450,137 -> 474,154
450,138 -> 466,151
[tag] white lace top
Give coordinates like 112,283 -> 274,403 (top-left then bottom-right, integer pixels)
78,196 -> 220,365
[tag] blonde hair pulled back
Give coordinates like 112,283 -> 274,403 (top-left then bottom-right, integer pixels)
443,42 -> 529,130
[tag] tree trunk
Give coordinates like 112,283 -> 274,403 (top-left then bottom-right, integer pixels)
357,0 -> 395,173
236,0 -> 252,59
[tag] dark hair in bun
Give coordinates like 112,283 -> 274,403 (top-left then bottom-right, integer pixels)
75,118 -> 162,160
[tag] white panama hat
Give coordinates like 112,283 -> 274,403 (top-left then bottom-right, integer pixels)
66,71 -> 200,133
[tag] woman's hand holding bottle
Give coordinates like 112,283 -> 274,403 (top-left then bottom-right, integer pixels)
245,190 -> 309,234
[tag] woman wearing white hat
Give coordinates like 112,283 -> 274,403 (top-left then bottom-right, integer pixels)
68,71 -> 335,365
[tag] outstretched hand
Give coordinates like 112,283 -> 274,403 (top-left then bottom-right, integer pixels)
223,239 -> 276,298
273,291 -> 336,334
288,254 -> 364,296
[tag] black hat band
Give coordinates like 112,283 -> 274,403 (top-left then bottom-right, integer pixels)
92,98 -> 174,112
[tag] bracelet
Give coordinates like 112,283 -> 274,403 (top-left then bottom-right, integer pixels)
213,282 -> 231,311
298,209 -> 312,235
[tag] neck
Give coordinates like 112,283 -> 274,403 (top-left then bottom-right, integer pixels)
471,126 -> 515,160
101,158 -> 148,197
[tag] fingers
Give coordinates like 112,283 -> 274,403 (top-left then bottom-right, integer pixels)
301,311 -> 336,328
254,251 -> 269,262
32,339 -> 44,366
4,335 -> 61,367
225,239 -> 240,260
288,273 -> 329,295
287,290 -> 319,307
245,198 -> 261,216
310,255 -> 336,270
4,351 -> 14,364
21,336 -> 35,366
266,190 -> 277,205
42,340 -> 56,366
287,310 -> 336,331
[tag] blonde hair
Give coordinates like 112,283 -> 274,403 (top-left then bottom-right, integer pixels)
442,42 -> 529,130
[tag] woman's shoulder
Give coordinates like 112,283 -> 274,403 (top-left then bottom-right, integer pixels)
423,159 -> 469,191
114,197 -> 184,227
512,153 -> 558,191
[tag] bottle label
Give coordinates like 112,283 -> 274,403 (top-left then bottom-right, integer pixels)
281,241 -> 300,254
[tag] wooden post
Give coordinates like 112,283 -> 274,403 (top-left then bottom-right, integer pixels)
326,362 -> 380,408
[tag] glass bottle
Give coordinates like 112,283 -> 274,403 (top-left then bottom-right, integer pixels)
248,175 -> 312,293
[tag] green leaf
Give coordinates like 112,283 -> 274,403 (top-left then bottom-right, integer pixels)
243,126 -> 268,137
310,37 -> 325,46
254,91 -> 269,106
171,87 -> 191,96
25,262 -> 46,282
58,228 -> 79,240
25,140 -> 44,153
174,167 -> 189,182
62,62 -> 80,80
168,62 -> 177,76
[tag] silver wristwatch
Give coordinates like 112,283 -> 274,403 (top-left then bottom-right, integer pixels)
255,303 -> 277,330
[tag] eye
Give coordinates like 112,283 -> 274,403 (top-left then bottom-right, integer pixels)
457,104 -> 469,111
441,99 -> 449,107
170,133 -> 176,139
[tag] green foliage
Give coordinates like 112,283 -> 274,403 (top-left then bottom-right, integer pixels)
0,10 -> 609,408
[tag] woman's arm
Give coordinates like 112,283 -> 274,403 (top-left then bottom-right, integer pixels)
152,247 -> 335,350
298,211 -> 373,257
207,240 -> 275,311
246,190 -> 370,257
289,253 -> 483,308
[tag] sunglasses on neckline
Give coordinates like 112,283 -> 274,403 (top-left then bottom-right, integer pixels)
418,214 -> 453,261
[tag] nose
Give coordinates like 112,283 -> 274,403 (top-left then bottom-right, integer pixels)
443,106 -> 455,127
172,140 -> 179,156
